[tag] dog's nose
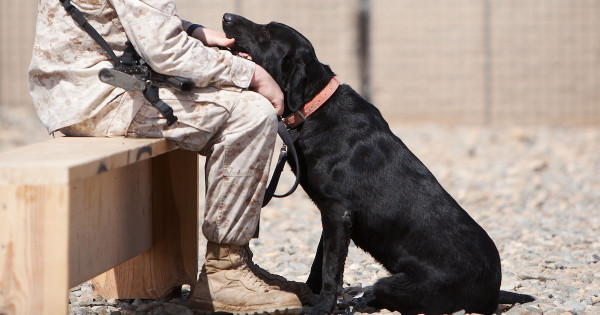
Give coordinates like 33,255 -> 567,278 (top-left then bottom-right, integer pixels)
223,13 -> 233,25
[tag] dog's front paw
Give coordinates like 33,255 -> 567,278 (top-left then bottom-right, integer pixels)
305,295 -> 335,315
303,305 -> 330,315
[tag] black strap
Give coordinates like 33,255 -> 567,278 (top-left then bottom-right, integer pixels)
143,84 -> 178,126
58,0 -> 178,125
254,119 -> 301,238
262,119 -> 301,207
186,24 -> 204,36
59,0 -> 121,67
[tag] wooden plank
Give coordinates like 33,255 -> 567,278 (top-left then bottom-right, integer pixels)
0,185 -> 69,315
0,137 -> 177,185
68,159 -> 153,288
92,149 -> 198,298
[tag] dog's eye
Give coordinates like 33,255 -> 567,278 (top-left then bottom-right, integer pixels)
262,28 -> 270,37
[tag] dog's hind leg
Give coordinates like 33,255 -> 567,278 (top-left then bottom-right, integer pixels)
371,273 -> 430,315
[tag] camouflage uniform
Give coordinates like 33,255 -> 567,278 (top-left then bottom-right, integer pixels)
28,0 -> 277,245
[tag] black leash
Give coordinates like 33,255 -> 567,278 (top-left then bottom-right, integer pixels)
262,119 -> 301,207
255,119 -> 301,238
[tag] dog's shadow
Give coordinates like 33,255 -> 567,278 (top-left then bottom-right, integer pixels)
301,290 -> 515,315
301,286 -> 384,314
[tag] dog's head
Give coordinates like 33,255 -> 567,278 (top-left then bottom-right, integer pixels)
222,13 -> 334,115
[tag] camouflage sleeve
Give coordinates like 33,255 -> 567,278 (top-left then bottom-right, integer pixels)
108,0 -> 255,89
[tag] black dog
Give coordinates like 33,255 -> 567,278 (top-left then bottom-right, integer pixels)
223,13 -> 534,315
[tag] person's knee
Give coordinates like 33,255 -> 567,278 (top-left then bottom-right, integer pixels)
243,92 -> 278,135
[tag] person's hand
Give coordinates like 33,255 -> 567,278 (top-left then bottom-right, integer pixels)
250,65 -> 284,116
189,26 -> 235,48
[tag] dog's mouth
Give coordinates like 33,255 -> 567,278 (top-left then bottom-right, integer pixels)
223,32 -> 252,61
229,44 -> 252,61
236,51 -> 252,61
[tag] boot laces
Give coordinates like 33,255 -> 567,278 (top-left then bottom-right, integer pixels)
240,267 -> 272,291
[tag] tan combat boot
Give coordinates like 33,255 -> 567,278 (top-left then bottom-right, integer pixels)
243,245 -> 314,304
190,242 -> 303,314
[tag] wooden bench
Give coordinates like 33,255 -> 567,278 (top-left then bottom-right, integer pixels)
0,137 -> 199,314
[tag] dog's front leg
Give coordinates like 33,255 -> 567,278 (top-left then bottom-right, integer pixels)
307,234 -> 323,293
311,206 -> 352,314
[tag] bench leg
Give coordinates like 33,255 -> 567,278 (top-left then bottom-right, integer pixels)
0,185 -> 70,314
92,149 -> 199,299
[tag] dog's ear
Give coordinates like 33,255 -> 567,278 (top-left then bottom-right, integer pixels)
283,52 -> 307,113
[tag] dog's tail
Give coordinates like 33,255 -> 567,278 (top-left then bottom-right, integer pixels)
498,290 -> 535,304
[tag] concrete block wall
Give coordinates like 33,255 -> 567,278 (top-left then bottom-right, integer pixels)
490,0 -> 600,125
370,0 -> 487,124
1,0 -> 598,126
370,0 -> 600,125
0,0 -> 39,120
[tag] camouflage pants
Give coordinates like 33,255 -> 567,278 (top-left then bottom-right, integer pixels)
62,88 -> 278,245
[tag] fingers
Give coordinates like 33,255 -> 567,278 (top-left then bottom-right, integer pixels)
271,91 -> 284,116
216,36 -> 236,48
189,26 -> 235,48
257,82 -> 284,116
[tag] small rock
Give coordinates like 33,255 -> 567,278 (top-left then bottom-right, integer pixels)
518,272 -> 556,282
563,300 -> 586,312
341,293 -> 353,301
71,289 -> 85,298
131,298 -> 143,306
93,294 -> 105,303
120,303 -> 137,312
504,304 -> 543,315
70,296 -> 81,305
344,286 -> 361,296
582,305 -> 600,314
70,307 -> 96,315
544,256 -> 563,264
337,301 -> 349,310
149,305 -> 165,315
135,303 -> 152,313
163,302 -> 193,315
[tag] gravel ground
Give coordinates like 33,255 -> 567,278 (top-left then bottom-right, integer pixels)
2,114 -> 599,315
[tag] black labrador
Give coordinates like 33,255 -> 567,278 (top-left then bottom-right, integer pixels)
222,13 -> 534,315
